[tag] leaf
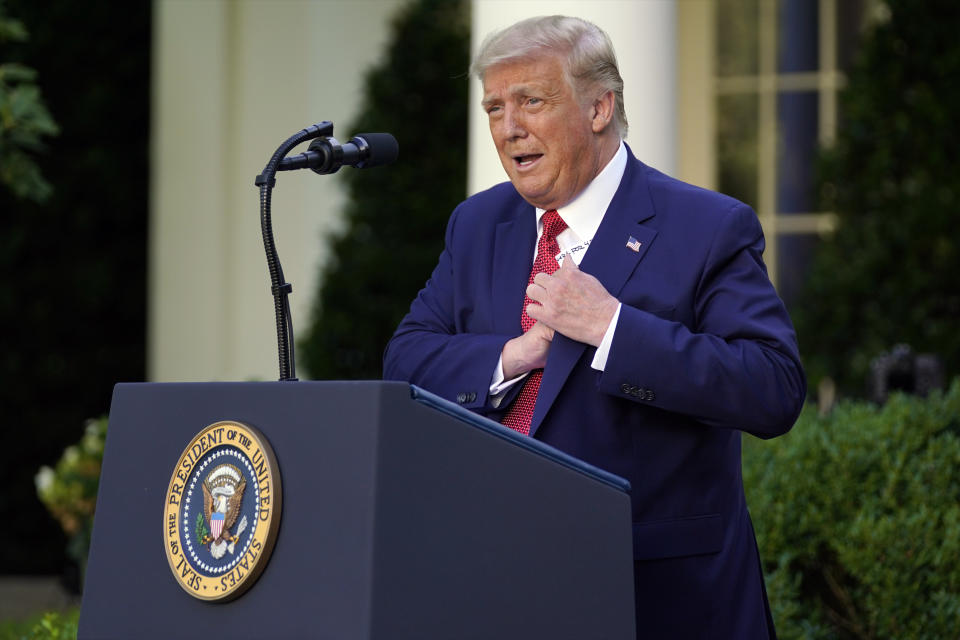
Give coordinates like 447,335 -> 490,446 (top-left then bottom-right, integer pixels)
0,14 -> 28,43
0,59 -> 58,201
195,510 -> 209,545
0,61 -> 38,83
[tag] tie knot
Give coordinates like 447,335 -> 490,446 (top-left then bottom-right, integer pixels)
541,210 -> 567,241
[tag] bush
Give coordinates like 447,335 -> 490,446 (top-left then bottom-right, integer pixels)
0,4 -> 58,203
299,0 -> 469,380
795,0 -> 960,396
0,610 -> 78,640
0,0 -> 148,574
34,417 -> 107,586
744,379 -> 960,639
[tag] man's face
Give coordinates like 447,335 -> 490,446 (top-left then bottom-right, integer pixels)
482,54 -> 608,210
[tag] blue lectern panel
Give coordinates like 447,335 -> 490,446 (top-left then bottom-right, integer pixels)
80,381 -> 634,639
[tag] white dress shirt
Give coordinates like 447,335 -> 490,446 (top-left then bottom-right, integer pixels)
490,141 -> 628,404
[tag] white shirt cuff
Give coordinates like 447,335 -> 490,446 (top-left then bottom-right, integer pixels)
489,355 -> 529,408
590,302 -> 622,371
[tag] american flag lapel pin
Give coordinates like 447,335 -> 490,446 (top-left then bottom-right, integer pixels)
626,236 -> 642,252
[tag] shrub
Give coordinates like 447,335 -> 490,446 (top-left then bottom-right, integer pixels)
34,417 -> 107,586
795,0 -> 960,396
1,0 -> 148,574
299,0 -> 469,380
0,609 -> 78,640
0,3 -> 58,203
744,379 -> 960,639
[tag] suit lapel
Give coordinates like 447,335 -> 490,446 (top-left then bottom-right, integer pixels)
529,152 -> 659,437
492,201 -> 537,335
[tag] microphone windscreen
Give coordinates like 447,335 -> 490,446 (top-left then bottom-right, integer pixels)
355,133 -> 399,168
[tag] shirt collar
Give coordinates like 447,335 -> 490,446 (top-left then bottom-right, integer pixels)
536,140 -> 627,240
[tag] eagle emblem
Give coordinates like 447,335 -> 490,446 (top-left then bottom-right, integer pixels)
165,420 -> 282,601
200,463 -> 248,559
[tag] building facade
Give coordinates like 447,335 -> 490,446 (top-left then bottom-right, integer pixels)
150,0 -> 871,382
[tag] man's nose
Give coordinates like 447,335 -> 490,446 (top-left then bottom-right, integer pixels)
503,106 -> 526,140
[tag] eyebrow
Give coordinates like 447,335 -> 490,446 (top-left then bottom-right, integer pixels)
481,83 -> 539,109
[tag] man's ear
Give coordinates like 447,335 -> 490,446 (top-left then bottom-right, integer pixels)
591,90 -> 616,134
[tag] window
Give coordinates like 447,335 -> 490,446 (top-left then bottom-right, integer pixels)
713,0 -> 870,307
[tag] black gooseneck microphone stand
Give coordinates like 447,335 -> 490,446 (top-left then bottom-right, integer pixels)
254,122 -> 334,381
255,121 -> 398,381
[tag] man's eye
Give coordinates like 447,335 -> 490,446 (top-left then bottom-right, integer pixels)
486,105 -> 502,115
527,97 -> 542,106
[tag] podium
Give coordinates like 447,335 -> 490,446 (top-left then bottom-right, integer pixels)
79,381 -> 635,639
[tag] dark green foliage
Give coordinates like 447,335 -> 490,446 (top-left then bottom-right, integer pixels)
0,1 -> 149,574
743,379 -> 960,639
0,609 -> 79,640
299,0 -> 469,380
794,0 -> 960,396
0,4 -> 58,203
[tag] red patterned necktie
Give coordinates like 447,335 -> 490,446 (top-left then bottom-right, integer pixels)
501,209 -> 567,435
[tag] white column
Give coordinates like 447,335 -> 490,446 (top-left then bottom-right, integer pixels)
149,0 -> 231,382
149,0 -> 403,382
468,0 -> 678,195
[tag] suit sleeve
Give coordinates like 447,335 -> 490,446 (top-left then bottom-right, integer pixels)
597,203 -> 806,438
383,204 -> 513,414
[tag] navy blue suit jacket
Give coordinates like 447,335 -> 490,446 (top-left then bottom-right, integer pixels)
384,146 -> 805,638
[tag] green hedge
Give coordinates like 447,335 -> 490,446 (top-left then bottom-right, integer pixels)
744,378 -> 960,639
0,610 -> 78,640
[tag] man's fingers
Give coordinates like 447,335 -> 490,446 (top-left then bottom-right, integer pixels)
501,320 -> 554,377
526,301 -> 544,322
528,320 -> 555,341
527,282 -> 545,303
532,271 -> 552,288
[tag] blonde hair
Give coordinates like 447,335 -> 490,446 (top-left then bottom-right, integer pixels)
471,15 -> 628,138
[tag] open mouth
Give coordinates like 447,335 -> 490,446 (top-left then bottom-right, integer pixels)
513,153 -> 543,168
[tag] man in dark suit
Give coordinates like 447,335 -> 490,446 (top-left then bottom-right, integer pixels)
383,15 -> 805,639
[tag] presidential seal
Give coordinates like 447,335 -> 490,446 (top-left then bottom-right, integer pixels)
163,421 -> 282,601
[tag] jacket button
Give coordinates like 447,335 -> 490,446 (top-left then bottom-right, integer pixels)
467,392 -> 477,402
646,390 -> 656,402
621,383 -> 632,395
456,393 -> 467,404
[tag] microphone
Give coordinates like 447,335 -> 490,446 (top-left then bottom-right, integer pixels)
278,133 -> 398,174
